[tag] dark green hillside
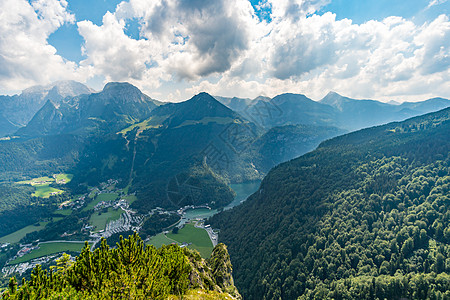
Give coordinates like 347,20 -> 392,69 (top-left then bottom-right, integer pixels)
1,234 -> 241,299
0,134 -> 83,174
71,92 -> 259,211
250,124 -> 346,173
210,107 -> 450,299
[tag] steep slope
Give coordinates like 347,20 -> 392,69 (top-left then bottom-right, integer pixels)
1,234 -> 241,299
212,96 -> 255,115
16,82 -> 160,138
0,81 -> 92,136
210,107 -> 450,299
249,124 -> 346,173
321,92 -> 450,130
71,92 -> 261,211
218,92 -> 450,132
216,94 -> 338,129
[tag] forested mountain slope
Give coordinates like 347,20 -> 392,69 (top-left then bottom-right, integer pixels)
1,234 -> 241,299
217,92 -> 450,132
210,107 -> 450,299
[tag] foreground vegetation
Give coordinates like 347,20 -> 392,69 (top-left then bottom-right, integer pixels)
1,234 -> 240,299
211,108 -> 450,299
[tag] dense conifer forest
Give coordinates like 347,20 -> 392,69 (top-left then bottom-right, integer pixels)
210,108 -> 450,299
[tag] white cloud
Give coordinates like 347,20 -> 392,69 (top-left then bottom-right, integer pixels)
0,0 -> 88,93
427,0 -> 448,8
1,0 -> 448,102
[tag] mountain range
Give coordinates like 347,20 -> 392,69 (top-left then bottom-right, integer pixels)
216,91 -> 450,131
0,81 -> 93,136
0,81 -> 449,299
1,81 -> 449,212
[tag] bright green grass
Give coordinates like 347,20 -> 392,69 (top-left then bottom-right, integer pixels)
147,233 -> 179,249
17,174 -> 72,186
0,222 -> 48,244
89,208 -> 123,231
10,242 -> 86,264
118,115 -> 168,136
54,173 -> 73,183
83,193 -> 118,211
32,185 -> 64,198
167,223 -> 213,258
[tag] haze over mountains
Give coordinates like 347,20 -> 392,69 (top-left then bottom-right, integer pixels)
0,80 -> 449,299
1,81 -> 448,202
0,81 -> 93,137
216,91 -> 450,131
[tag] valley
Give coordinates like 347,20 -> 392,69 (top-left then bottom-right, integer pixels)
2,2 -> 448,298
0,81 -> 449,298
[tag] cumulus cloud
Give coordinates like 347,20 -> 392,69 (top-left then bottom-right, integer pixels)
1,0 -> 449,102
78,12 -> 153,82
427,0 -> 448,8
0,0 -> 87,92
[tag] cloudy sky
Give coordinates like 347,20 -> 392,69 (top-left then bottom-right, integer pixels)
0,0 -> 448,102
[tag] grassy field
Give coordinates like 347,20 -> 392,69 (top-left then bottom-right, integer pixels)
0,222 -> 48,244
55,173 -> 73,183
17,174 -> 72,186
90,208 -> 123,231
147,233 -> 179,248
117,116 -> 167,136
32,185 -> 64,198
83,193 -> 118,211
10,242 -> 85,264
16,174 -> 72,198
167,223 -> 213,258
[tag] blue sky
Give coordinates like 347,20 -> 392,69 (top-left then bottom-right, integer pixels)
49,0 -> 448,64
1,0 -> 449,102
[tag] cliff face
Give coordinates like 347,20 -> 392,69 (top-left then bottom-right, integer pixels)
185,243 -> 241,299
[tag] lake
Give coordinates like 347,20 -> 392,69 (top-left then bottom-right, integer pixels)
182,181 -> 261,221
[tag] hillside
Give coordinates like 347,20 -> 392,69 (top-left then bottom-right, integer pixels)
71,92 -> 260,211
0,81 -> 92,137
1,234 -> 241,299
209,107 -> 450,299
217,92 -> 450,131
16,82 -> 160,138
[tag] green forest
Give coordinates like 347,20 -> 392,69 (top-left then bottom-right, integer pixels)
210,108 -> 450,299
1,233 -> 240,299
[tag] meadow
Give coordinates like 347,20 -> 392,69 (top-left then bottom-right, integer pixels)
10,242 -> 85,264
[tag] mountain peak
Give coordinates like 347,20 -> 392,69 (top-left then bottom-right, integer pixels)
187,92 -> 226,107
320,91 -> 347,105
100,82 -> 147,103
102,82 -> 138,91
22,80 -> 92,98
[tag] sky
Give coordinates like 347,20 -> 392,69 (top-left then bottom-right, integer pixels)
0,0 -> 448,102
